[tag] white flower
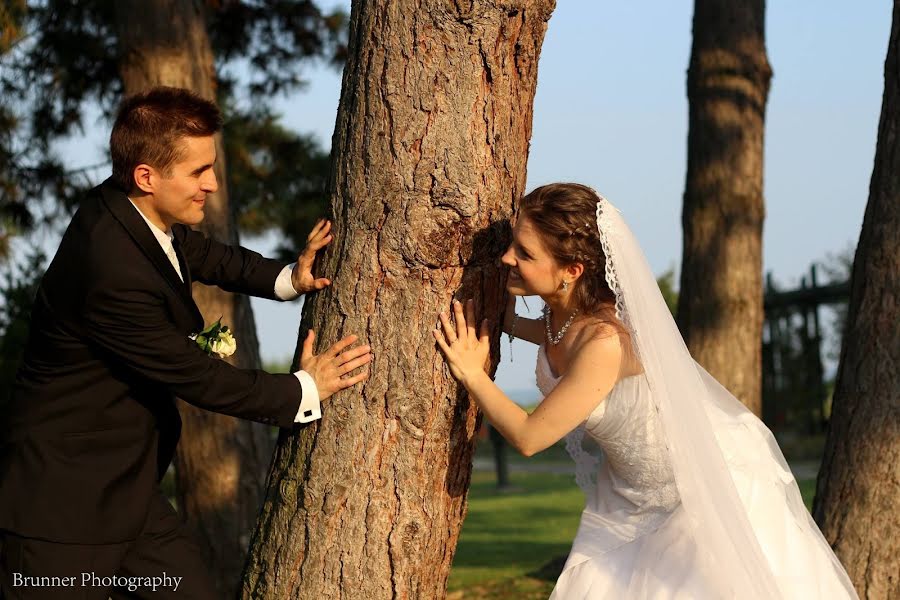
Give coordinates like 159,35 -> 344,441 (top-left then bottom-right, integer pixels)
191,318 -> 238,358
210,330 -> 237,358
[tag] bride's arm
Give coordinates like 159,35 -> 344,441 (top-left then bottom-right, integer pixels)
501,295 -> 543,345
436,299 -> 621,456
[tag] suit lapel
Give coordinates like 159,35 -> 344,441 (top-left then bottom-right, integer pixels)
99,179 -> 204,331
171,235 -> 193,295
171,235 -> 199,314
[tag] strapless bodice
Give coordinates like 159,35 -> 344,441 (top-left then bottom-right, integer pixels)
535,344 -> 679,515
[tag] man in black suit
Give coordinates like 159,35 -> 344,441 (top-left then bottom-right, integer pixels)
0,87 -> 371,599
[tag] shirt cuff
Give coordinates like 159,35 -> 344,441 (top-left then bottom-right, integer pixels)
293,370 -> 322,423
274,264 -> 301,301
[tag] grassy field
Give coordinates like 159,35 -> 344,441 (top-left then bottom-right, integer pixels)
448,463 -> 819,598
447,471 -> 580,599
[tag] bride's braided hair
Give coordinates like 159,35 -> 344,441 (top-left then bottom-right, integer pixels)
518,183 -> 632,346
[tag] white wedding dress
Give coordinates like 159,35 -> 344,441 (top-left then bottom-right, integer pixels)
537,347 -> 857,599
530,196 -> 858,599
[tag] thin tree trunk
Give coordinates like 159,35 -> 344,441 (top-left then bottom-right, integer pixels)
241,1 -> 555,597
115,1 -> 274,595
813,4 -> 900,597
678,0 -> 772,415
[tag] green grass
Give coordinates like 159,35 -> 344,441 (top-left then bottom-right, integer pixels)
798,477 -> 816,511
448,468 -> 819,598
448,471 -> 582,595
473,434 -> 571,464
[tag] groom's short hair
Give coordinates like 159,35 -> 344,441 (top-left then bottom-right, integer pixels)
110,87 -> 223,191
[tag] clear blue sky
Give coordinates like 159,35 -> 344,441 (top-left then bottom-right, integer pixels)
49,0 -> 892,399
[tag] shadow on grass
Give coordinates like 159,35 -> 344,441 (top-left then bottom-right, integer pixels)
526,554 -> 569,582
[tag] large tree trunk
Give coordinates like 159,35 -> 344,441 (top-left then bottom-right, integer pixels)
241,1 -> 555,597
115,1 -> 274,595
813,4 -> 900,597
677,0 -> 772,415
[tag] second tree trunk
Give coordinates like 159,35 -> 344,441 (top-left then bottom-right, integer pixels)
678,0 -> 772,415
115,1 -> 274,595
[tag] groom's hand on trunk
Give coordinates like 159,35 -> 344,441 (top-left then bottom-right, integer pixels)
300,331 -> 372,401
292,218 -> 333,294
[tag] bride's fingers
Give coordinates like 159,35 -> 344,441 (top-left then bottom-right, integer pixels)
465,299 -> 477,341
479,318 -> 489,343
453,300 -> 467,342
439,311 -> 457,342
432,328 -> 453,357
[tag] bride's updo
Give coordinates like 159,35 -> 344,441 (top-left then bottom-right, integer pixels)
518,183 -> 630,341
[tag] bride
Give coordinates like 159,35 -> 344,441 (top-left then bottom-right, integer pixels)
433,183 -> 857,599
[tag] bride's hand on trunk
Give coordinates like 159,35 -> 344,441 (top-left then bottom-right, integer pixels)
433,299 -> 490,386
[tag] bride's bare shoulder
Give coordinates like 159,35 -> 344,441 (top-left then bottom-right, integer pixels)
573,319 -> 642,378
573,318 -> 619,346
567,321 -> 620,362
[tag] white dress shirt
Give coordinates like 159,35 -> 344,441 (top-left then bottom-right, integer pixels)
128,198 -> 321,424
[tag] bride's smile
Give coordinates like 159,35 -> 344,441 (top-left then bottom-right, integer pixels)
500,216 -> 578,307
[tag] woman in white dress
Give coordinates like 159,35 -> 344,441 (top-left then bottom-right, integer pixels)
433,183 -> 858,599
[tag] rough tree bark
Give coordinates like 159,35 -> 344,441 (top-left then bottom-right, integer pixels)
677,0 -> 772,415
813,4 -> 900,598
115,1 -> 274,595
241,1 -> 555,597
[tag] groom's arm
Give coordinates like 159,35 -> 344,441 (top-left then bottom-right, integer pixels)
172,224 -> 292,300
80,274 -> 310,427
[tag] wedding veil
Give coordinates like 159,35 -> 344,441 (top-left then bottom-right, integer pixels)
576,196 -> 859,599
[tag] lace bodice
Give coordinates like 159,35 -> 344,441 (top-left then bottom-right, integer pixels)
535,345 -> 679,516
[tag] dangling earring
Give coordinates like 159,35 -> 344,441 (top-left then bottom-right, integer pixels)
562,280 -> 569,292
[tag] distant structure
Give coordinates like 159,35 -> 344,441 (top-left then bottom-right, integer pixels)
762,264 -> 850,432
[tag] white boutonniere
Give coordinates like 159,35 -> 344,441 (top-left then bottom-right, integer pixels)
190,318 -> 237,358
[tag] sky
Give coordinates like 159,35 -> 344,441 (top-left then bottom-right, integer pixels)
44,0 -> 893,401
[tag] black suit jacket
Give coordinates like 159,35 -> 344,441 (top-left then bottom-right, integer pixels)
0,179 -> 302,544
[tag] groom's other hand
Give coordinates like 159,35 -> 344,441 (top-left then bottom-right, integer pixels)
301,331 -> 372,401
292,218 -> 333,294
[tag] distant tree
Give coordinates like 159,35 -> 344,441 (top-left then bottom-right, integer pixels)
113,2 -> 281,594
0,0 -> 345,253
0,247 -> 44,398
813,4 -> 900,597
0,0 -> 59,259
224,106 -> 332,260
678,0 -> 772,416
0,2 -> 51,404
0,1 -> 26,50
656,268 -> 678,317
817,244 -> 854,362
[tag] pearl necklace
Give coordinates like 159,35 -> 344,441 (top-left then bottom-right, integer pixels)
544,307 -> 579,345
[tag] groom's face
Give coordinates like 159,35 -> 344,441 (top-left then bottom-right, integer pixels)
148,135 -> 218,229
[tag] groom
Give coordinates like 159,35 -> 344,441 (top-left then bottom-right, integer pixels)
0,87 -> 370,599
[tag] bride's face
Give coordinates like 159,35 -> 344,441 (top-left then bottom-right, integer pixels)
500,216 -> 564,297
